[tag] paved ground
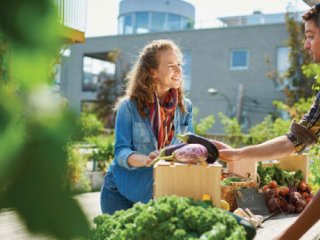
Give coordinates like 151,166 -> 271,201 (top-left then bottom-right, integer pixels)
0,192 -> 319,240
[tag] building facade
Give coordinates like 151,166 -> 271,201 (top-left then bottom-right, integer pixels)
60,19 -> 289,133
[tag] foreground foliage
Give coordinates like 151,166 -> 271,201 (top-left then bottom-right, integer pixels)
0,0 -> 89,238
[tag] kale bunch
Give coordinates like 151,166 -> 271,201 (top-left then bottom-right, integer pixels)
90,196 -> 246,240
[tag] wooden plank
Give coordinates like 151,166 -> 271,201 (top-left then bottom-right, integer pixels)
154,161 -> 222,207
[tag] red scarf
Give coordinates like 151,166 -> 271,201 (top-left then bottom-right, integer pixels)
149,89 -> 178,150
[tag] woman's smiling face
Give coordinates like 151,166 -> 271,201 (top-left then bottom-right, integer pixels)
152,48 -> 183,99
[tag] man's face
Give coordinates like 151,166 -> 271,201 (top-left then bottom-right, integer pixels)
304,20 -> 320,63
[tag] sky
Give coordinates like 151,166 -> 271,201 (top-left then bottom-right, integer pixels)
85,0 -> 310,38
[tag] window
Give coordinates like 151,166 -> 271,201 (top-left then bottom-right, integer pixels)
181,17 -> 193,30
276,46 -> 290,89
118,16 -> 124,34
182,51 -> 192,91
124,15 -> 133,34
230,49 -> 249,70
167,14 -> 181,31
82,56 -> 116,92
151,12 -> 165,32
135,12 -> 149,33
277,46 -> 289,75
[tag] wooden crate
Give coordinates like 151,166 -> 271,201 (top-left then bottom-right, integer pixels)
154,161 -> 222,207
227,154 -> 309,183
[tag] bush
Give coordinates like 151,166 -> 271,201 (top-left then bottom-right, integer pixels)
248,116 -> 290,145
65,145 -> 91,193
193,107 -> 215,136
79,113 -> 105,139
308,144 -> 320,192
85,134 -> 115,172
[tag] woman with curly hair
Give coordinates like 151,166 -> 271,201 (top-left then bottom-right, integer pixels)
100,39 -> 194,214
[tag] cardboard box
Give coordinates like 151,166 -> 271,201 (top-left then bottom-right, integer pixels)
227,154 -> 309,182
154,161 -> 222,207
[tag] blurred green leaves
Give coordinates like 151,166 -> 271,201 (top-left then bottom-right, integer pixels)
0,0 -> 60,48
0,87 -> 25,175
0,0 -> 90,239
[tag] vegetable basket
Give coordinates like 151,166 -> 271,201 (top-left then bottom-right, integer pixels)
221,172 -> 260,211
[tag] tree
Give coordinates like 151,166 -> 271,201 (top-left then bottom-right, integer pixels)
267,10 -> 316,106
95,49 -> 129,128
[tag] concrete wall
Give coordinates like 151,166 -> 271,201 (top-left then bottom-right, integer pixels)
61,23 -> 287,133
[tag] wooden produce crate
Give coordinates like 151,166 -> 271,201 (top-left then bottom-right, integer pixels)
227,154 -> 309,183
154,161 -> 222,207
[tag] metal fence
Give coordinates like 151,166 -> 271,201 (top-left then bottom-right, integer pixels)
53,0 -> 87,32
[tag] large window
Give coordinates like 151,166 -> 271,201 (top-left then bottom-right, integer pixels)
118,12 -> 194,34
182,51 -> 192,91
230,49 -> 249,70
276,46 -> 290,89
135,12 -> 149,33
277,46 -> 289,76
181,16 -> 193,30
82,56 -> 115,92
167,14 -> 181,31
151,12 -> 165,32
124,15 -> 133,34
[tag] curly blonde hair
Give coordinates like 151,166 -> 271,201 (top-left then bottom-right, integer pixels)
116,39 -> 186,117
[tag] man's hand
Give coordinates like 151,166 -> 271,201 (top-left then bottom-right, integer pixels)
211,140 -> 241,162
211,140 -> 232,150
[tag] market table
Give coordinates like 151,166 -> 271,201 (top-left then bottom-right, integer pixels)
256,213 -> 320,240
1,192 -> 319,239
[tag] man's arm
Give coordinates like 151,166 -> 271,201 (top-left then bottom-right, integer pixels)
273,190 -> 320,240
214,135 -> 296,163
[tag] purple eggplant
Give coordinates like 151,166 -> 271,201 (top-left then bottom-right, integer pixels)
161,144 -> 208,164
177,133 -> 219,163
148,143 -> 187,166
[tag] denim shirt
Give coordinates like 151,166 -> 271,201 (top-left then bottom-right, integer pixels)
106,97 -> 194,203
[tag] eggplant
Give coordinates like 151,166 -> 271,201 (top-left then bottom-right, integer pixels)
148,143 -> 187,166
163,143 -> 208,164
156,144 -> 208,165
177,133 -> 219,163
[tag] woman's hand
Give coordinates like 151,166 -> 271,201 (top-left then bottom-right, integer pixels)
128,153 -> 155,167
149,150 -> 160,160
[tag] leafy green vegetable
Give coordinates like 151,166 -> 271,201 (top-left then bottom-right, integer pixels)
221,177 -> 243,186
90,196 -> 246,240
257,162 -> 304,187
